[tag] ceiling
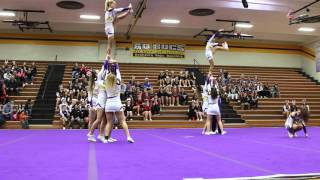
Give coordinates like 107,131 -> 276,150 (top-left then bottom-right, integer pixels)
0,0 -> 320,44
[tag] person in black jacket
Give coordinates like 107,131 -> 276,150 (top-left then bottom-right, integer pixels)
70,104 -> 82,129
187,100 -> 197,121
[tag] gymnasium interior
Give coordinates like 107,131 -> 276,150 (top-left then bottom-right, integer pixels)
0,0 -> 320,180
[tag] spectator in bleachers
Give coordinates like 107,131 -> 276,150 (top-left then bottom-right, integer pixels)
0,105 -> 4,128
143,77 -> 152,91
185,71 -> 191,87
24,99 -> 32,117
172,86 -> 180,106
256,82 -> 264,98
120,80 -> 127,101
134,90 -> 143,116
25,69 -> 34,85
227,85 -> 238,102
282,100 -> 291,118
60,103 -> 70,130
70,104 -> 83,129
2,100 -> 13,120
179,71 -> 185,87
191,86 -> 199,100
179,88 -> 188,105
79,104 -> 89,129
72,63 -> 80,78
0,83 -> 8,104
158,71 -> 166,87
6,76 -> 19,95
249,92 -> 259,109
30,62 -> 37,77
165,85 -> 172,106
187,100 -> 197,121
169,71 -> 176,86
16,68 -> 26,87
129,76 -> 137,87
271,83 -> 280,98
3,70 -> 12,82
136,80 -> 143,90
240,92 -> 250,110
142,100 -> 152,121
195,99 -> 204,121
152,95 -> 161,115
164,76 -> 171,87
189,72 -> 197,87
157,87 -> 165,107
17,105 -> 29,129
125,98 -> 134,121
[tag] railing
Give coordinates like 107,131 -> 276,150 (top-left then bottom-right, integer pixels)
193,58 -> 200,66
41,65 -> 54,100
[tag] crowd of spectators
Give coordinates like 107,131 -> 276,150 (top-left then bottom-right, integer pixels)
56,64 -> 200,124
216,69 -> 279,110
0,60 -> 36,129
56,63 -> 90,129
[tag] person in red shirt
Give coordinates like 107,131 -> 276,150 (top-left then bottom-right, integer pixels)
134,92 -> 143,116
152,95 -> 161,115
172,86 -> 180,106
142,100 -> 152,121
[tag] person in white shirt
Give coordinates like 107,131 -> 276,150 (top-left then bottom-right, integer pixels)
202,75 -> 226,135
105,0 -> 133,56
205,29 -> 229,73
103,58 -> 135,143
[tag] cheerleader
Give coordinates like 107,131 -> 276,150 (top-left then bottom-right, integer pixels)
87,70 -> 98,129
203,76 -> 226,135
206,29 -> 229,73
285,109 -> 308,138
87,62 -> 109,143
105,0 -> 133,55
104,59 -> 135,143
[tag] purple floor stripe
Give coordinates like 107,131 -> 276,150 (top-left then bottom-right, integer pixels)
0,127 -> 319,180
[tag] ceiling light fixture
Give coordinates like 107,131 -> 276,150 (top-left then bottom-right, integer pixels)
80,15 -> 100,20
298,27 -> 315,32
0,12 -> 15,17
235,23 -> 253,28
161,19 -> 180,24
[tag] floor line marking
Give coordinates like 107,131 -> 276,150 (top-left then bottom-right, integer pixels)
88,144 -> 99,180
150,134 -> 275,174
223,136 -> 320,154
0,134 -> 35,147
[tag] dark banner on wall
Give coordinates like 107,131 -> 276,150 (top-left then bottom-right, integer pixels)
317,46 -> 320,72
132,43 -> 185,58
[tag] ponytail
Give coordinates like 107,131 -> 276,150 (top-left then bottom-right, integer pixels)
211,87 -> 218,99
88,71 -> 97,93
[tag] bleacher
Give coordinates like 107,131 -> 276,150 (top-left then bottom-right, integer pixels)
2,61 -> 49,129
197,66 -> 320,127
2,61 -> 320,129
53,63 -> 208,129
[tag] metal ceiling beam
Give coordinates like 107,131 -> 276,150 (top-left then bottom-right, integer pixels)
125,0 -> 147,39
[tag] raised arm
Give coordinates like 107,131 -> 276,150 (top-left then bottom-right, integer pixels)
114,3 -> 132,13
115,63 -> 121,81
208,33 -> 216,43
